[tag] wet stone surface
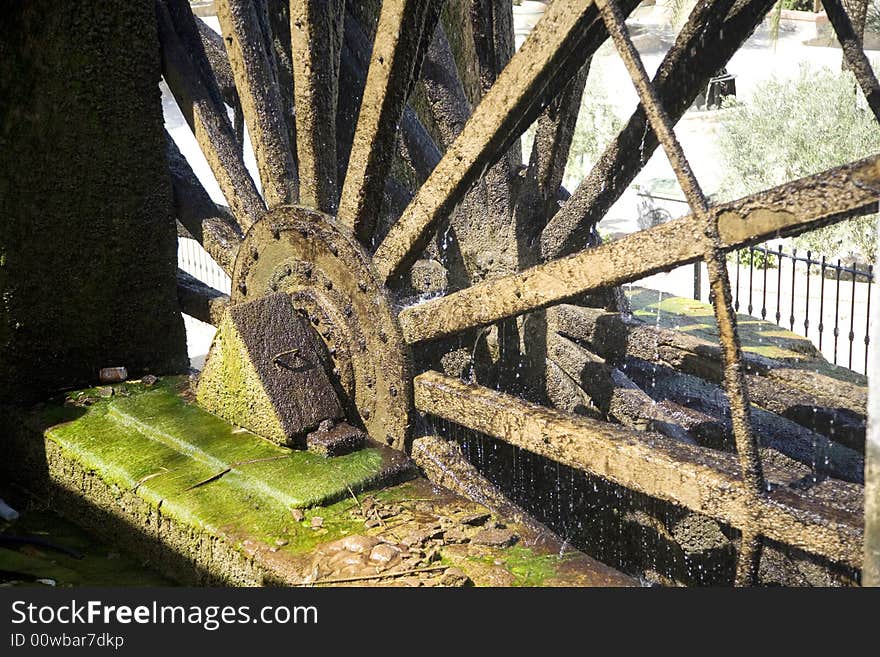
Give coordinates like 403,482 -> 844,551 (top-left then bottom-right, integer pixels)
302,494 -> 522,586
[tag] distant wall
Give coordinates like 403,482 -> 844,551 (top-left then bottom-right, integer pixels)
0,0 -> 188,401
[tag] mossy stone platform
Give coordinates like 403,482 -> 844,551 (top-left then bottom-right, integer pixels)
1,377 -> 632,586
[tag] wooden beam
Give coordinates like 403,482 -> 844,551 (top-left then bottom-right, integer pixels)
398,156 -> 880,344
414,371 -> 862,567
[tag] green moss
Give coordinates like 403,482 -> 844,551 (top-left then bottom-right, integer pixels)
627,287 -> 820,359
626,287 -> 869,385
467,545 -> 570,587
26,377 -> 407,557
196,315 -> 287,444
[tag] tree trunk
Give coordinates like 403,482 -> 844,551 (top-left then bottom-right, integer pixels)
842,0 -> 869,71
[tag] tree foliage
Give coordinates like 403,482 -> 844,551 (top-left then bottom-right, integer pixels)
718,65 -> 880,262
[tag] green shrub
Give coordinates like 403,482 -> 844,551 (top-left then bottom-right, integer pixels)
781,0 -> 814,11
718,65 -> 880,262
522,66 -> 623,190
563,69 -> 623,189
868,1 -> 880,33
727,248 -> 778,269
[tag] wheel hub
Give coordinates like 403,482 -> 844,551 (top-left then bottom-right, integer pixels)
230,205 -> 413,450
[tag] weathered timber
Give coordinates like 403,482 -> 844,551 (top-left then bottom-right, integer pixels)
157,0 -> 265,230
599,0 -> 765,521
518,60 -> 590,243
336,8 -> 445,204
166,135 -> 242,275
338,0 -> 438,243
413,371 -> 863,567
0,0 -> 189,398
545,359 -> 604,420
194,15 -> 237,104
399,106 -> 443,185
397,156 -> 880,344
177,269 -> 229,326
623,357 -> 865,484
264,0 -> 302,166
821,0 -> 880,122
373,0 -> 617,283
469,0 -> 515,96
410,433 -> 545,530
548,333 -> 697,444
540,0 -> 773,261
551,304 -> 867,453
217,0 -> 299,207
420,23 -> 471,147
290,0 -> 343,213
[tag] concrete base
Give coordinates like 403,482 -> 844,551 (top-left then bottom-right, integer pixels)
1,377 -> 633,586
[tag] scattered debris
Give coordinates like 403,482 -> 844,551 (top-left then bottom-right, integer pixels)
458,512 -> 491,526
310,516 -> 324,529
96,386 -> 114,398
472,528 -> 518,548
290,508 -> 305,522
301,565 -> 447,587
368,543 -> 400,564
98,367 -> 128,383
440,568 -> 471,587
142,374 -> 158,386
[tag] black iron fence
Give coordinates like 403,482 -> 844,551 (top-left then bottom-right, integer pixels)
178,233 -> 875,375
702,244 -> 874,374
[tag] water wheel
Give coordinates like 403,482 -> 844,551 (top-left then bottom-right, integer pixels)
161,0 -> 880,585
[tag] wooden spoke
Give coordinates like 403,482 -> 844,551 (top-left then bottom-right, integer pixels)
290,0 -> 345,213
264,0 -> 299,166
470,0 -> 516,97
540,0 -> 774,261
157,0 -> 265,231
177,269 -> 229,326
414,371 -> 862,568
516,59 -> 590,246
336,8 -> 442,196
338,0 -> 438,244
399,106 -> 442,185
372,0 -> 608,284
195,17 -> 237,105
528,62 -> 589,208
821,0 -> 880,123
398,155 -> 880,344
420,23 -> 471,147
166,135 -> 242,275
598,0 -> 764,568
217,0 -> 299,208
